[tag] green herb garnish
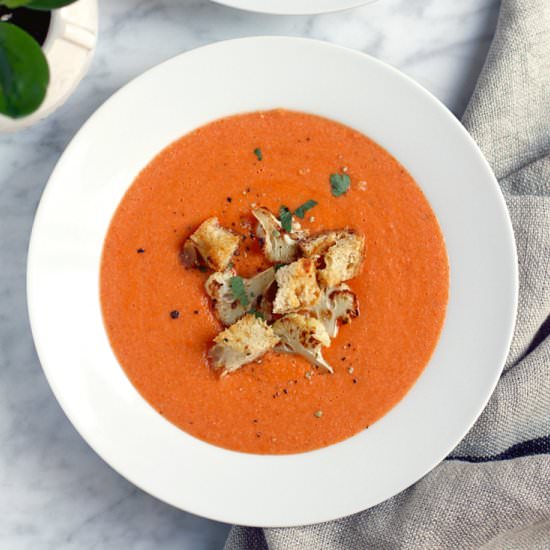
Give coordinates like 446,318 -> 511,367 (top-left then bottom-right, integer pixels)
230,276 -> 249,306
198,265 -> 208,273
248,309 -> 265,320
279,205 -> 293,233
274,263 -> 285,271
253,148 -> 263,161
294,199 -> 318,219
330,173 -> 351,197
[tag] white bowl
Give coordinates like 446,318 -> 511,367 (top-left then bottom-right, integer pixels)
27,37 -> 517,527
211,0 -> 376,15
0,0 -> 97,133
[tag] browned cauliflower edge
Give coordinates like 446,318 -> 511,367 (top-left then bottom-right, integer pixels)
252,206 -> 308,264
272,313 -> 333,373
205,267 -> 276,326
208,314 -> 280,375
307,284 -> 359,338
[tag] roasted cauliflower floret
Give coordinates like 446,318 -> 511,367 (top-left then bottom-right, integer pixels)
208,314 -> 280,375
317,232 -> 365,287
205,267 -> 276,326
181,217 -> 240,271
273,314 -> 333,373
252,206 -> 308,264
308,284 -> 359,337
273,258 -> 321,314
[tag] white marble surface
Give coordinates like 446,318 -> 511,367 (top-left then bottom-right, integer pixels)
0,0 -> 500,548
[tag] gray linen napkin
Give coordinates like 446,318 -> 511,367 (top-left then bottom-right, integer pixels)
225,0 -> 550,547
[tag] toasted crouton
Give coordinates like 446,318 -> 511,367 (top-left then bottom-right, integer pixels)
252,206 -> 308,264
317,233 -> 365,287
273,314 -> 333,373
273,258 -> 321,314
299,230 -> 351,258
209,314 -> 280,375
182,217 -> 240,271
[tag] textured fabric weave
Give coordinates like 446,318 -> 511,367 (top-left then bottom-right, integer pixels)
225,0 -> 550,547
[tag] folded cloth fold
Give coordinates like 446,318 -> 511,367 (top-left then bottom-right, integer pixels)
225,0 -> 550,547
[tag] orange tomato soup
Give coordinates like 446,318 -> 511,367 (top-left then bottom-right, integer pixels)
100,110 -> 449,454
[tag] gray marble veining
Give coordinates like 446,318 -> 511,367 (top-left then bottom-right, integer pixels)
0,0 -> 499,548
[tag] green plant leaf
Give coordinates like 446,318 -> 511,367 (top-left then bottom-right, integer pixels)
330,173 -> 351,197
0,22 -> 49,118
0,1 -> 31,8
247,309 -> 265,320
24,0 -> 79,10
279,205 -> 292,233
294,199 -> 318,219
229,276 -> 249,307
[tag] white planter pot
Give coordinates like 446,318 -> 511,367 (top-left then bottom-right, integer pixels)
0,0 -> 98,133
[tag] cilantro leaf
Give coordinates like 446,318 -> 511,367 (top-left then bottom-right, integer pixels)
294,199 -> 318,219
248,309 -> 265,320
330,173 -> 351,197
230,276 -> 249,307
279,205 -> 293,233
253,148 -> 263,161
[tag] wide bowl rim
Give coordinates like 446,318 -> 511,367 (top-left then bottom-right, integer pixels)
27,36 -> 518,527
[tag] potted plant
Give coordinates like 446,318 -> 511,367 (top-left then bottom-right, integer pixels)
0,0 -> 98,132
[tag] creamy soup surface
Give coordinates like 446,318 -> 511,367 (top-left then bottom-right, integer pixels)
100,109 -> 449,454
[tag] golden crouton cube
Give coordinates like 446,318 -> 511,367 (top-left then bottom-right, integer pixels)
318,233 -> 365,287
299,230 -> 350,258
273,258 -> 321,314
184,217 -> 240,271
